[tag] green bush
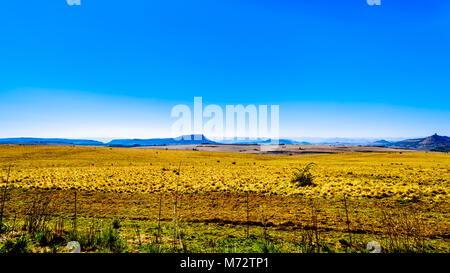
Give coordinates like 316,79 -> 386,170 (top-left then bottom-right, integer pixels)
0,222 -> 9,234
112,219 -> 121,229
252,239 -> 281,253
98,227 -> 127,253
291,163 -> 316,187
140,242 -> 163,253
35,230 -> 51,246
0,236 -> 31,253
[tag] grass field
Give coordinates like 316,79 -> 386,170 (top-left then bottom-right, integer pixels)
0,145 -> 448,253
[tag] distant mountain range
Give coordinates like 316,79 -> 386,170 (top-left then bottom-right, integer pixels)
213,137 -> 311,145
0,135 -> 311,147
107,134 -> 216,147
368,134 -> 450,152
0,138 -> 104,146
0,135 -> 216,147
0,134 -> 448,151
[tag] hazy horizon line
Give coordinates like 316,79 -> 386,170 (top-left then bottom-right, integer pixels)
0,134 -> 441,144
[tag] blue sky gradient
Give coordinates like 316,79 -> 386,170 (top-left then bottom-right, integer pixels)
0,0 -> 449,139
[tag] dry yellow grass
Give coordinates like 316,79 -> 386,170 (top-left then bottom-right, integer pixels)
0,145 -> 448,202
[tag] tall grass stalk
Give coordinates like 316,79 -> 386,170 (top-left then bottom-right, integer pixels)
0,165 -> 12,231
343,194 -> 352,245
246,191 -> 250,238
172,161 -> 181,251
73,190 -> 78,238
157,193 -> 162,244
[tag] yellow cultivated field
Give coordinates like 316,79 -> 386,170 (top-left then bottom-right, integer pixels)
0,145 -> 448,202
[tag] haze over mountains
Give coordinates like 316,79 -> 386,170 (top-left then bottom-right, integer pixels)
107,134 -> 215,147
0,134 -> 449,152
0,138 -> 104,146
369,134 -> 450,152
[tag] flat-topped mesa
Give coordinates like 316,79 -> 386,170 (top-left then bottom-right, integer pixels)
107,134 -> 217,147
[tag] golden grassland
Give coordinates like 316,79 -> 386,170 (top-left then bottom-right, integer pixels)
0,145 -> 448,201
0,145 -> 449,253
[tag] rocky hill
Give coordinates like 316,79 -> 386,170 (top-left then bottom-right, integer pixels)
370,134 -> 450,152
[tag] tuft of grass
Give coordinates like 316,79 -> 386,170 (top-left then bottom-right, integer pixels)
112,219 -> 121,229
35,230 -> 51,246
252,239 -> 281,253
0,222 -> 9,234
380,208 -> 431,253
140,242 -> 164,253
22,195 -> 53,234
98,227 -> 127,253
0,236 -> 31,253
63,220 -> 127,253
291,163 -> 316,187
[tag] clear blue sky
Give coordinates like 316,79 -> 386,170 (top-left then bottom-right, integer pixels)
0,0 -> 449,139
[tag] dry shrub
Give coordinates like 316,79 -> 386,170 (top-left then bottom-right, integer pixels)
381,208 -> 429,253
